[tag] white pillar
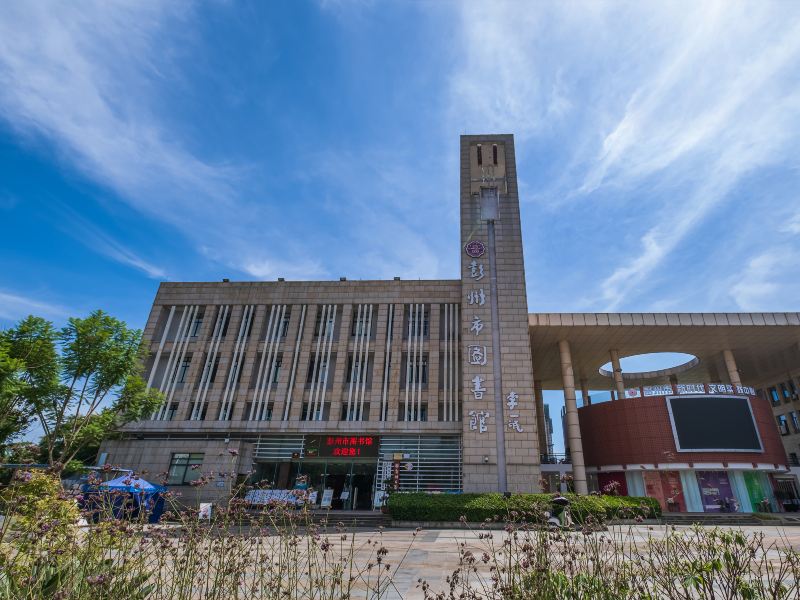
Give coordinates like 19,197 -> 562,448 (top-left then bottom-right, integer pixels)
723,349 -> 742,387
609,349 -> 625,400
559,340 -> 588,495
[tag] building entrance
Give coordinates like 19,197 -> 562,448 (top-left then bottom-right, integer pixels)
253,459 -> 375,510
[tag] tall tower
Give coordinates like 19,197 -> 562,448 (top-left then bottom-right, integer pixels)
460,134 -> 541,492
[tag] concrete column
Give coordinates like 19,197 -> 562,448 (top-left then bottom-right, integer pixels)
669,374 -> 678,386
723,349 -> 742,387
534,379 -> 547,459
609,349 -> 625,400
580,378 -> 590,406
558,340 -> 588,495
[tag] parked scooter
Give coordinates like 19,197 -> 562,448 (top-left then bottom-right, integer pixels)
546,494 -> 572,529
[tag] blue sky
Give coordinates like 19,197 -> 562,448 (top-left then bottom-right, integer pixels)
2,1 -> 799,452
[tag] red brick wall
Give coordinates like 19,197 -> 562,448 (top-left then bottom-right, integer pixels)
578,395 -> 787,468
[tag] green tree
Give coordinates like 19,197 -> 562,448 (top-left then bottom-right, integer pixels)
0,340 -> 28,451
1,315 -> 60,450
3,311 -> 163,469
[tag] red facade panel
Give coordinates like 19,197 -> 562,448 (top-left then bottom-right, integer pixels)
578,395 -> 787,467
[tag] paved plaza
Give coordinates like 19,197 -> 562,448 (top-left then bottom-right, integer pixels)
339,525 -> 800,599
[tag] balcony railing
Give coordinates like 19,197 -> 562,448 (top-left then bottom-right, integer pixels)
540,453 -> 570,465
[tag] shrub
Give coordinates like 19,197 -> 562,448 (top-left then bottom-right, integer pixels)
386,492 -> 660,523
0,469 -> 80,534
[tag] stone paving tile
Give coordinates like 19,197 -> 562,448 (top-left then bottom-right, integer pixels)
340,525 -> 800,599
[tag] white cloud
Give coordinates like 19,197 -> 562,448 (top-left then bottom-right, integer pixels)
300,144 -> 456,280
782,211 -> 800,234
580,3 -> 800,193
0,291 -> 69,322
447,0 -> 800,310
729,246 -> 800,311
0,2 -> 312,280
55,207 -> 168,279
241,257 -> 327,281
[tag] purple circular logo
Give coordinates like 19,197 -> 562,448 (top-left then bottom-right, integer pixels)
464,240 -> 486,258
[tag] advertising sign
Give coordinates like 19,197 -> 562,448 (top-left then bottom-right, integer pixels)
696,471 -> 736,513
660,471 -> 686,512
743,472 -> 769,510
320,488 -> 334,508
642,471 -> 686,512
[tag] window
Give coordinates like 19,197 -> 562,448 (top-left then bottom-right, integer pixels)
190,309 -> 205,337
167,453 -> 204,485
476,144 -> 482,166
401,404 -> 427,422
305,353 -> 335,389
165,403 -> 179,421
219,309 -> 231,338
307,356 -> 328,383
229,357 -> 245,385
351,306 -> 374,337
492,143 -> 498,165
769,387 -> 780,406
251,354 -> 282,389
777,415 -> 790,436
280,308 -> 292,338
341,403 -> 370,421
199,356 -> 220,385
790,452 -> 799,466
245,312 -> 255,338
301,402 -> 328,421
791,411 -> 800,433
403,305 -> 429,339
314,307 -> 337,338
781,383 -> 791,401
245,401 -> 273,421
270,355 -> 282,384
219,402 -> 235,421
345,354 -> 372,385
400,353 -> 429,389
175,356 -> 191,384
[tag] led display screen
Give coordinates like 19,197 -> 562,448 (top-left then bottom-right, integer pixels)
304,435 -> 380,458
667,395 -> 762,452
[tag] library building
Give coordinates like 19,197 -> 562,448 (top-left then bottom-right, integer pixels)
99,134 -> 800,513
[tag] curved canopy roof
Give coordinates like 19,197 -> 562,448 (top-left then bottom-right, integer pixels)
529,312 -> 800,390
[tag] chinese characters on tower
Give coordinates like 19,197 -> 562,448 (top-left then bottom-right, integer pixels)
464,239 -> 525,437
506,391 -> 523,432
468,410 -> 489,433
465,241 -> 492,435
468,345 -> 487,366
470,316 -> 483,335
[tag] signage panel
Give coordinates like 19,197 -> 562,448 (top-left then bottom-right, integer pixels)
305,435 -> 380,458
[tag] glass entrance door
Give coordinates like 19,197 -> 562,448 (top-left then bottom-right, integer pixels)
293,460 -> 377,510
325,462 -> 351,510
350,461 -> 374,510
